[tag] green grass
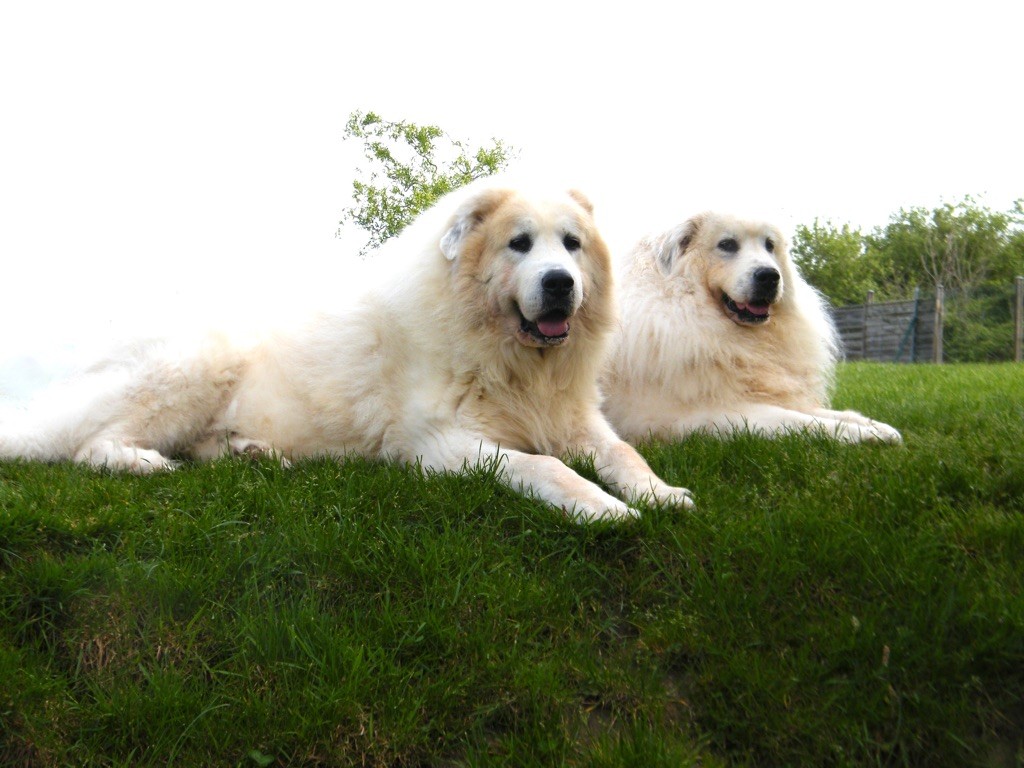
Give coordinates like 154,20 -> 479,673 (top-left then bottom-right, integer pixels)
2,362 -> 1023,766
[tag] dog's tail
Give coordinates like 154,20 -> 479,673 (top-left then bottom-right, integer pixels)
0,407 -> 60,461
0,364 -> 136,464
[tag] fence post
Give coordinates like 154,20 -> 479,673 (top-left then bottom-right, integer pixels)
933,284 -> 944,364
862,290 -> 874,360
1015,276 -> 1023,363
910,287 -> 920,362
913,286 -> 921,362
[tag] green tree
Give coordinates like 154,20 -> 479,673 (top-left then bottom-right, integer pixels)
1002,199 -> 1024,278
790,219 -> 878,306
865,197 -> 1024,361
338,111 -> 514,254
866,197 -> 1018,300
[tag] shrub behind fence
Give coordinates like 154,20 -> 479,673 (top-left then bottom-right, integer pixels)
831,277 -> 1024,363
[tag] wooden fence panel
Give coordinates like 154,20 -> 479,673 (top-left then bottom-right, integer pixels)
831,279 -> 1022,363
831,296 -> 935,363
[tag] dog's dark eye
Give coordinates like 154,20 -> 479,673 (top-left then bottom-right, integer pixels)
563,234 -> 581,252
765,238 -> 775,253
717,238 -> 739,254
509,234 -> 533,253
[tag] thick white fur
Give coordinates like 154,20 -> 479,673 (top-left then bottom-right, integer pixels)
0,178 -> 694,522
602,212 -> 902,444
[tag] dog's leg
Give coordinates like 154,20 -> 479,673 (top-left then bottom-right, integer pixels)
412,431 -> 639,523
695,404 -> 899,444
575,418 -> 695,510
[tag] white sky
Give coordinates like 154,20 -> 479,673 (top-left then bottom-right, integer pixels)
1,1 -> 1021,357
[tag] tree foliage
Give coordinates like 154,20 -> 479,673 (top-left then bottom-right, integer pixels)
791,220 -> 879,307
866,198 -> 1020,301
795,197 -> 1023,307
338,111 -> 514,254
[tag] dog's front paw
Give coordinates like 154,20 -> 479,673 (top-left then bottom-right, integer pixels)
621,480 -> 695,511
566,491 -> 641,524
868,420 -> 903,444
651,484 -> 696,510
839,420 -> 902,445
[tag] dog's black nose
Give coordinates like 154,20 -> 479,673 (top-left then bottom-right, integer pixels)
753,267 -> 780,289
541,269 -> 575,297
751,267 -> 781,303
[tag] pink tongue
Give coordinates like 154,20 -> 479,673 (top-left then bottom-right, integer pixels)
739,303 -> 770,317
537,318 -> 569,337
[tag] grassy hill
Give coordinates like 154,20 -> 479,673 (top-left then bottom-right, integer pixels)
2,363 -> 1022,766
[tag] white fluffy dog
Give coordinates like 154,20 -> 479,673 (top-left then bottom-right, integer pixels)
601,212 -> 902,444
0,178 -> 694,522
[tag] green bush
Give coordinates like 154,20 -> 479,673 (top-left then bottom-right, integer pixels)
943,286 -> 1017,362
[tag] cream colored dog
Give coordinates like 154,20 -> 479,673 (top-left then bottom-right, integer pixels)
0,178 -> 694,522
602,212 -> 901,444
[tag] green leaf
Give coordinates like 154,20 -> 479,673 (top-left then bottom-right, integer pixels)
248,749 -> 275,766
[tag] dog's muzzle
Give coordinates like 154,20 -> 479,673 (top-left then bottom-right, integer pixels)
723,267 -> 780,326
516,268 -> 577,346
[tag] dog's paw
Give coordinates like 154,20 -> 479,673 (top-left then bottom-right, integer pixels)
620,480 -> 696,511
566,492 -> 641,524
868,420 -> 903,444
650,484 -> 696,510
838,420 -> 902,445
230,437 -> 292,467
122,448 -> 181,474
76,440 -> 177,474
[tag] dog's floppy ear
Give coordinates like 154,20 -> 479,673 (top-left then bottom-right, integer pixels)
656,213 -> 705,275
439,187 -> 511,261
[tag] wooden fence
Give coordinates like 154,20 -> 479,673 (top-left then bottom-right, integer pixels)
831,276 -> 1024,363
